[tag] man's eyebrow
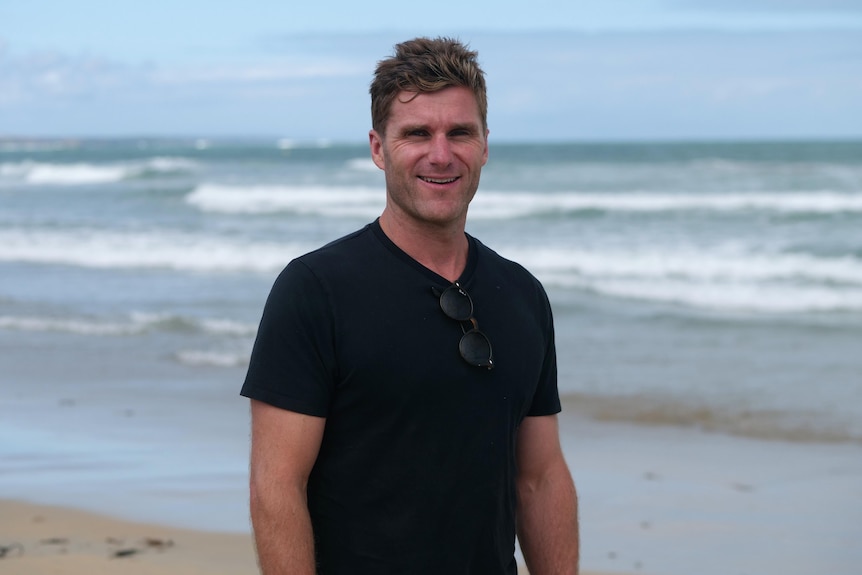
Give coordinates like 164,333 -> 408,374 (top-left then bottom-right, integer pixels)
398,122 -> 481,134
449,123 -> 481,133
399,124 -> 429,134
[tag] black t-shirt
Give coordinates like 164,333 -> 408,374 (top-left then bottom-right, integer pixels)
241,220 -> 560,574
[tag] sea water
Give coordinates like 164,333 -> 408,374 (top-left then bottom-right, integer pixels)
2,138 -> 860,440
1,138 -> 861,573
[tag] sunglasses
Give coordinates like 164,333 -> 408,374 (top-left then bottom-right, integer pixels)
432,282 -> 494,370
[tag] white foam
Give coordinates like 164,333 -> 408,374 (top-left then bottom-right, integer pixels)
580,278 -> 862,313
28,163 -> 130,184
510,247 -> 862,285
0,311 -> 258,338
144,156 -> 198,172
4,224 -> 861,314
470,190 -> 862,218
175,349 -> 249,368
0,315 -> 145,336
198,318 -> 258,337
186,184 -> 384,217
182,182 -> 862,219
0,157 -> 197,186
0,312 -> 179,336
0,228 -> 308,272
0,162 -> 33,178
501,245 -> 862,313
345,158 -> 380,172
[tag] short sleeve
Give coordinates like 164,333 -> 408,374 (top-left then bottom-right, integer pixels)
526,285 -> 561,417
240,259 -> 337,417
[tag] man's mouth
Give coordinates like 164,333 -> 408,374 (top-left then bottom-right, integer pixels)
419,176 -> 459,184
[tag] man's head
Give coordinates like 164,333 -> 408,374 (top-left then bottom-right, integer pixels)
370,37 -> 487,136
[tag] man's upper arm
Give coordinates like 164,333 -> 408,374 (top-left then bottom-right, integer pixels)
247,403 -> 325,575
515,416 -> 579,574
516,414 -> 567,482
250,399 -> 326,491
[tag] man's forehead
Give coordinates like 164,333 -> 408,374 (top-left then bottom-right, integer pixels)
387,88 -> 483,126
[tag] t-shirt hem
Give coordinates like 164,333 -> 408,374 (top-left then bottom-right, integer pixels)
240,384 -> 329,418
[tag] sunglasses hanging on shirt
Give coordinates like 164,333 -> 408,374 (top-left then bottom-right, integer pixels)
432,282 -> 494,370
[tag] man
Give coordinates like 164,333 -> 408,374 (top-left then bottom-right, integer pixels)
241,36 -> 578,574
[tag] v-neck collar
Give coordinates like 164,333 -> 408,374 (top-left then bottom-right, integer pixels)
370,218 -> 478,287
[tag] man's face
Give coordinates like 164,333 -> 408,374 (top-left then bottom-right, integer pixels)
369,87 -> 489,230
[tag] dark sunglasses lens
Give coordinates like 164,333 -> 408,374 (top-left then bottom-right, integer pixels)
459,330 -> 493,367
440,287 -> 473,321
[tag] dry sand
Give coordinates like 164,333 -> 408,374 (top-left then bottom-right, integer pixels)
1,498 -> 256,575
0,498 -> 615,575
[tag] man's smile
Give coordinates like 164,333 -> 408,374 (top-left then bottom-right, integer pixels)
419,176 -> 459,184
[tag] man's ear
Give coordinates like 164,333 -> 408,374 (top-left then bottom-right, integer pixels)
482,128 -> 489,166
369,130 -> 386,170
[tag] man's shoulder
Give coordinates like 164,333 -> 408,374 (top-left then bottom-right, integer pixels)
295,223 -> 378,268
266,224 -> 380,304
472,236 -> 542,285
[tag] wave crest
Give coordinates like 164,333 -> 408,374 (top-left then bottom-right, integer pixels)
183,184 -> 862,218
0,229 -> 307,272
0,157 -> 197,186
505,246 -> 862,313
186,184 -> 384,217
0,312 -> 257,337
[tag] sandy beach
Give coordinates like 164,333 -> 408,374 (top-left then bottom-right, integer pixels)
2,357 -> 861,575
0,498 -> 256,575
4,407 -> 862,575
0,498 -> 625,575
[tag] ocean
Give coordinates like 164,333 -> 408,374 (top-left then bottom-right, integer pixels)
1,138 -> 861,574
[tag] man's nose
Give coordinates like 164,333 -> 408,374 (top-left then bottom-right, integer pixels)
427,135 -> 454,165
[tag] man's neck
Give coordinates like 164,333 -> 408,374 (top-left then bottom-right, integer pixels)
378,210 -> 469,283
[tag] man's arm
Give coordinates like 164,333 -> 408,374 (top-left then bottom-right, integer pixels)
515,414 -> 579,575
249,399 -> 326,575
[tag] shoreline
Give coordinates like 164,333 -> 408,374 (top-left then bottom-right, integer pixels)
3,395 -> 862,574
3,417 -> 862,575
2,359 -> 861,574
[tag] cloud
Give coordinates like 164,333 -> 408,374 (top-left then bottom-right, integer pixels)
0,46 -> 158,107
0,44 -> 366,100
155,63 -> 361,84
0,40 -> 373,137
1,30 -> 860,140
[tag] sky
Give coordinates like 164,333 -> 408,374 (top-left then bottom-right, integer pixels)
1,0 -> 861,142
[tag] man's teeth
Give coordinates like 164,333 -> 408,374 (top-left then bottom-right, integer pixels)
421,177 -> 458,184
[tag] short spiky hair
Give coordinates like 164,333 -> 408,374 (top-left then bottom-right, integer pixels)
370,37 -> 487,134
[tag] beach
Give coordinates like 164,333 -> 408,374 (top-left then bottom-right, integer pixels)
2,420 -> 861,575
0,498 -> 256,575
558,403 -> 862,575
2,138 -> 861,574
1,499 -> 626,575
2,384 -> 860,575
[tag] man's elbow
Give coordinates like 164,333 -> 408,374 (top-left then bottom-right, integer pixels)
518,457 -> 574,495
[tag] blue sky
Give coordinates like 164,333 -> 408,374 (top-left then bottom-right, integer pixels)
1,0 -> 861,141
